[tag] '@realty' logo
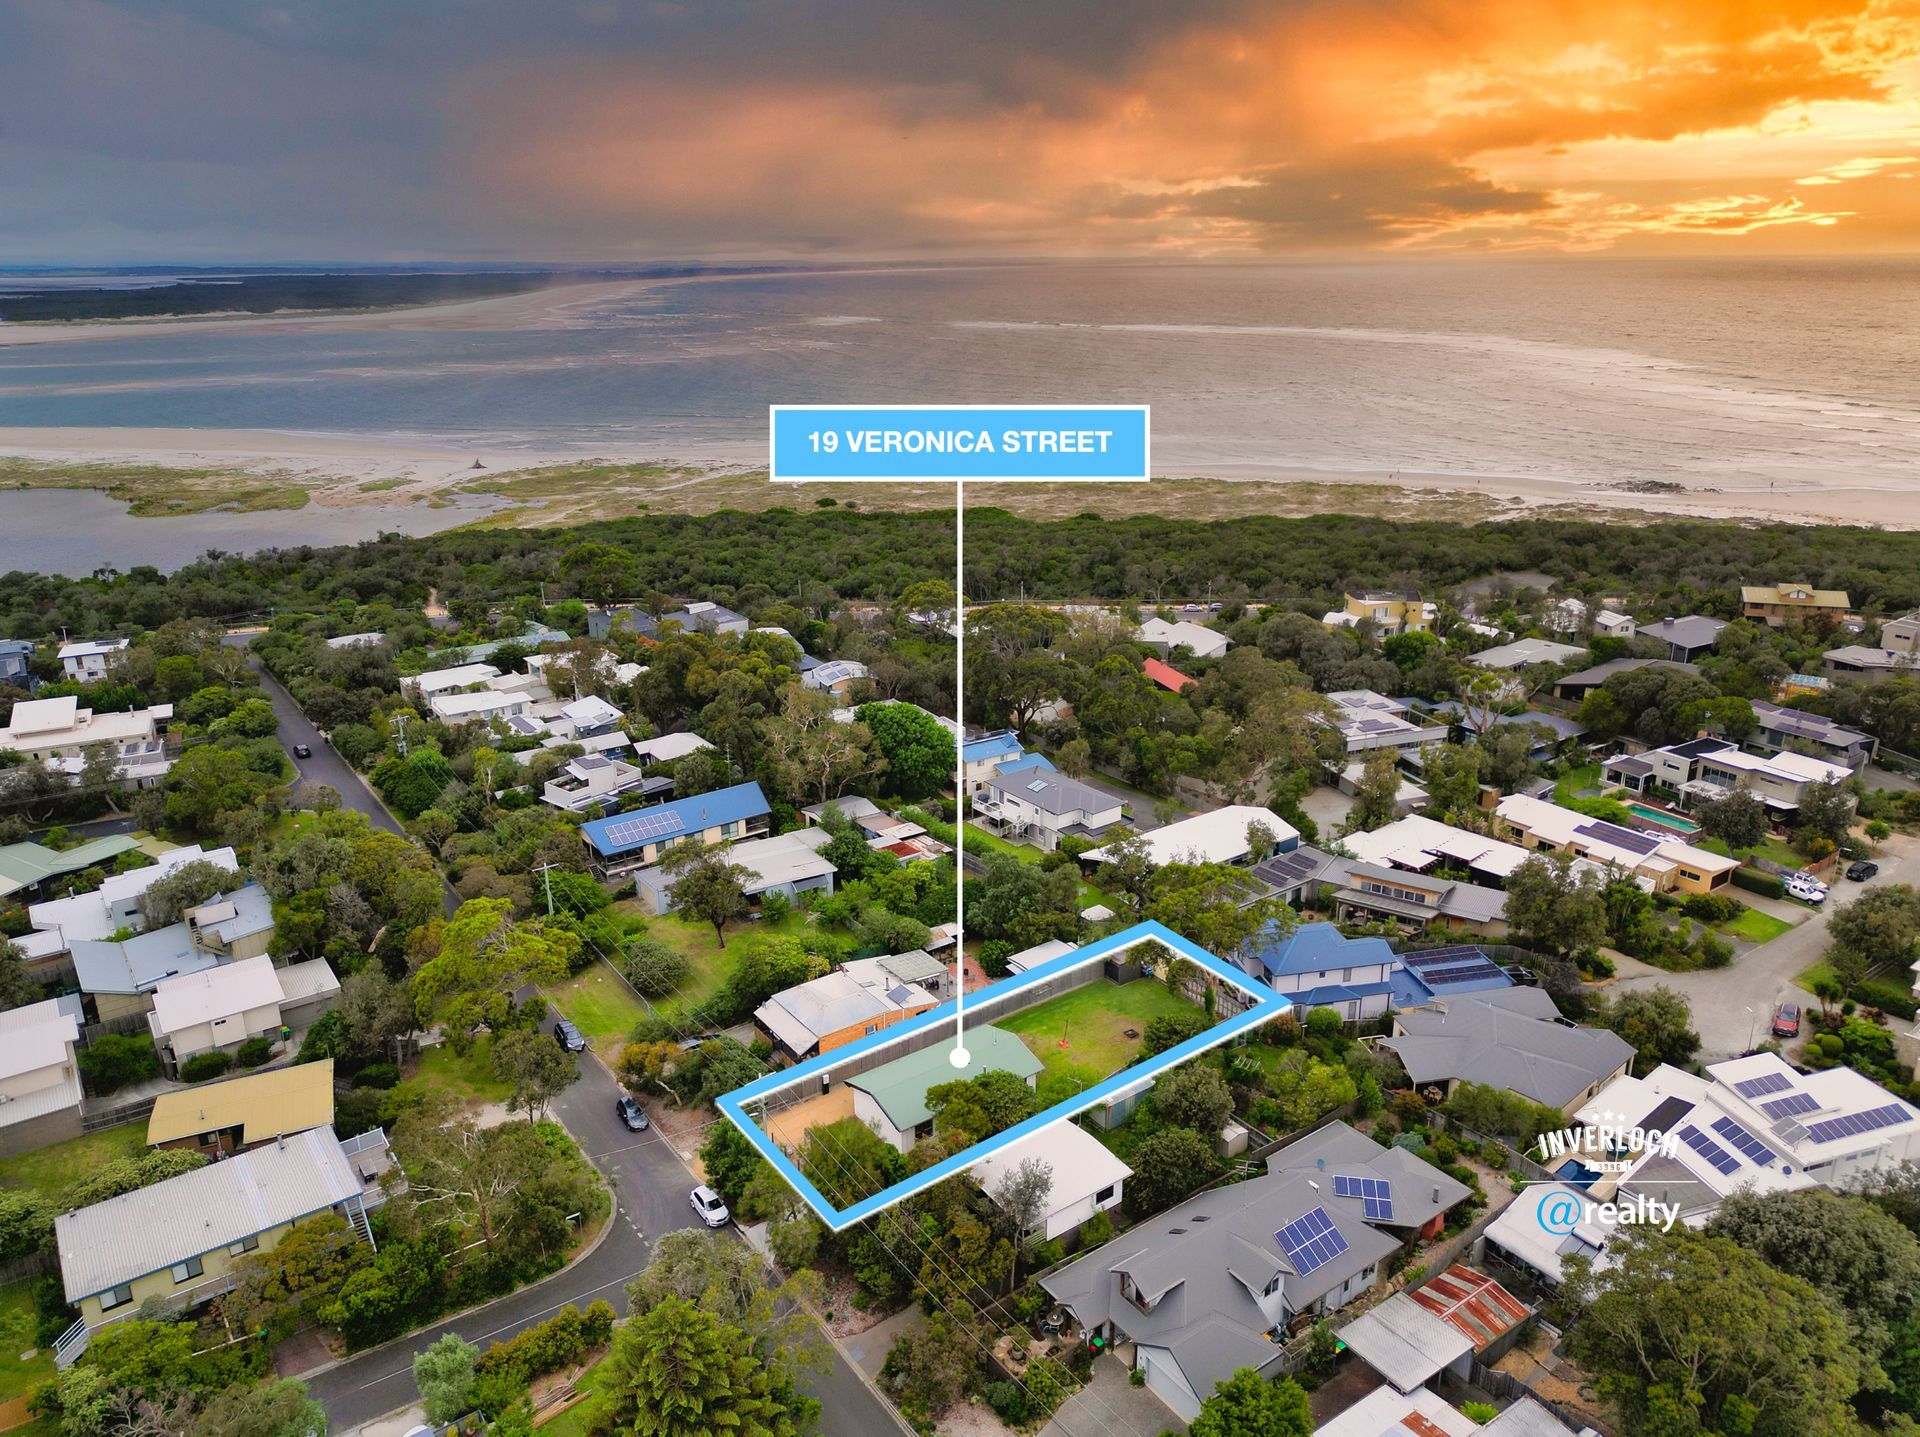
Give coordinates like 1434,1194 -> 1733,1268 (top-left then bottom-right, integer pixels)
1535,1187 -> 1680,1235
1533,1108 -> 1681,1174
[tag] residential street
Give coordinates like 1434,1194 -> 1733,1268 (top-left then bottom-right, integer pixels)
220,632 -> 903,1434
1610,833 -> 1919,1058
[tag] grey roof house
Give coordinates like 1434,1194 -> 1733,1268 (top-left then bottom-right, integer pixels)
1379,990 -> 1633,1113
1637,615 -> 1728,662
1044,1121 -> 1470,1423
974,769 -> 1123,852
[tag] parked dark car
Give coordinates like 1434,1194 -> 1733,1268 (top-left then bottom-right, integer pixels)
553,1018 -> 587,1053
1847,860 -> 1880,881
616,1096 -> 650,1131
1772,1002 -> 1801,1039
292,743 -> 312,759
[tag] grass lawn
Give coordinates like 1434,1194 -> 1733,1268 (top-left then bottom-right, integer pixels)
1796,959 -> 1835,994
1001,978 -> 1206,1084
617,907 -> 812,1020
396,1036 -> 516,1108
1719,907 -> 1795,944
0,1278 -> 53,1404
536,1348 -> 618,1437
1697,834 -> 1805,868
1555,763 -> 1603,805
545,961 -> 652,1059
962,823 -> 1040,862
0,1125 -> 145,1203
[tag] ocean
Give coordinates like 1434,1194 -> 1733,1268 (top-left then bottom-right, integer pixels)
2,255 -> 1919,507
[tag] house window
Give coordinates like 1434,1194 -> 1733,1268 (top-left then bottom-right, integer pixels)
170,1255 -> 205,1284
1264,1274 -> 1281,1297
100,1284 -> 134,1311
721,821 -> 741,838
228,1235 -> 260,1257
1095,1184 -> 1116,1205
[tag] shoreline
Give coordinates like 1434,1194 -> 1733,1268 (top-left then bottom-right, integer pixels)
0,425 -> 1913,530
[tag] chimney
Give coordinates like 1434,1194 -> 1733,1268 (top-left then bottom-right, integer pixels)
1431,1184 -> 1440,1203
277,1132 -> 286,1150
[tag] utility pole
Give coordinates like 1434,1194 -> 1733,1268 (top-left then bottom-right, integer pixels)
390,712 -> 410,757
532,860 -> 559,917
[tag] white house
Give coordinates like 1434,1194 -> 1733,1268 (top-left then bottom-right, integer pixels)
541,754 -> 654,813
970,1122 -> 1131,1241
27,843 -> 240,951
1320,690 -> 1448,760
1136,617 -> 1230,660
57,638 -> 128,682
406,662 -> 501,699
0,695 -> 175,789
146,955 -> 339,1074
1085,804 -> 1298,869
0,996 -> 85,1157
1604,738 -> 1853,817
975,769 -> 1124,852
629,731 -> 714,768
429,689 -> 533,725
632,827 -> 837,917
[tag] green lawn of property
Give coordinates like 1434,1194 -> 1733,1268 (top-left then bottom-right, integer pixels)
1697,834 -> 1805,868
0,1278 -> 53,1403
396,1036 -> 517,1108
1002,978 -> 1205,1084
1554,764 -> 1604,805
1718,907 -> 1795,944
616,907 -> 813,1021
962,823 -> 1040,862
545,961 -> 652,1059
0,1125 -> 145,1204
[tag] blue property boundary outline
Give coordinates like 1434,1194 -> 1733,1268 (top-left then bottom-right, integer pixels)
717,920 -> 1290,1230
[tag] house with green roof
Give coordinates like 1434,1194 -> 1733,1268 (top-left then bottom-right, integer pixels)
0,835 -> 144,901
848,1025 -> 1043,1152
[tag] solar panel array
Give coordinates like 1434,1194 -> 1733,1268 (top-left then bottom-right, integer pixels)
1332,1175 -> 1395,1221
1575,819 -> 1661,856
1732,1072 -> 1793,1098
1806,1104 -> 1913,1145
1710,1116 -> 1779,1166
602,808 -> 685,847
1276,1207 -> 1350,1276
1760,1093 -> 1821,1120
1678,1124 -> 1741,1176
1254,852 -> 1318,887
1405,946 -> 1504,987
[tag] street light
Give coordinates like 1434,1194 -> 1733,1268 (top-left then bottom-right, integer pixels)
1744,1006 -> 1758,1052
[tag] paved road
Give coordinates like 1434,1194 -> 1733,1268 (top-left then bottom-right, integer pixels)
312,1039 -> 906,1435
227,632 -> 903,1434
1610,833 -> 1918,1057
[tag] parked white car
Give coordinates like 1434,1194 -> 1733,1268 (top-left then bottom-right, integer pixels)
1785,873 -> 1828,905
690,1184 -> 731,1228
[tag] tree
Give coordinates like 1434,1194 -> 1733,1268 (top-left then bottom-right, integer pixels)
990,1158 -> 1054,1275
409,898 -> 579,1044
1796,778 -> 1856,846
191,1379 -> 328,1437
1593,985 -> 1699,1076
623,937 -> 690,997
333,967 -> 414,1066
1093,830 -> 1157,915
1144,862 -> 1288,964
1348,749 -> 1403,830
1696,787 -> 1770,850
390,1096 -> 598,1258
491,1025 -> 577,1120
1827,884 -> 1920,977
413,1332 -> 480,1425
137,858 -> 235,924
1257,1049 -> 1359,1129
600,1296 -> 817,1437
1142,1010 -> 1211,1057
76,1031 -> 160,1093
762,687 -> 880,805
1188,1368 -> 1312,1437
1708,1188 -> 1920,1377
798,1117 -> 905,1208
1128,1127 -> 1217,1215
1154,1063 -> 1234,1135
880,1313 -> 977,1420
925,1069 -> 1039,1142
660,842 -> 754,948
1420,741 -> 1484,819
163,744 -> 274,834
855,702 -> 955,799
370,746 -> 457,821
0,1190 -> 50,1262
967,854 -> 1083,946
1504,853 -> 1608,959
1562,1224 -> 1863,1437
223,1212 -> 369,1340
0,941 -> 41,1011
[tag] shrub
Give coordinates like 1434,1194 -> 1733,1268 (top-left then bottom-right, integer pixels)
1681,893 -> 1741,923
1079,1210 -> 1115,1247
978,939 -> 1017,978
1732,868 -> 1786,899
1854,980 -> 1919,1020
984,1381 -> 1030,1422
77,1032 -> 160,1094
622,938 -> 690,997
235,1035 -> 274,1068
180,1049 -> 234,1082
353,1062 -> 400,1089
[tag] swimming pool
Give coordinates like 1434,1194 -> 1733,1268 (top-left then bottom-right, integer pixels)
1627,802 -> 1700,834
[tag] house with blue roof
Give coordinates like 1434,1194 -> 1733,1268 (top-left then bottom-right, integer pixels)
1243,921 -> 1513,1023
579,780 -> 772,877
961,730 -> 1027,793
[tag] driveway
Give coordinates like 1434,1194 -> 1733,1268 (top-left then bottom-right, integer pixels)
1608,833 -> 1918,1058
1040,1353 -> 1184,1437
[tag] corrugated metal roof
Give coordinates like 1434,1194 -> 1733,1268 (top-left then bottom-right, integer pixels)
56,1126 -> 362,1301
147,1059 -> 336,1146
847,1026 -> 1041,1130
1407,1264 -> 1533,1350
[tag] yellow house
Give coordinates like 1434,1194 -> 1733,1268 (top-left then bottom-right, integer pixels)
1741,583 -> 1854,628
52,1126 -> 392,1366
1326,591 -> 1437,636
147,1059 -> 337,1156
1493,793 -> 1738,896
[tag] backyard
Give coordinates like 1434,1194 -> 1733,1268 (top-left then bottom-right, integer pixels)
0,1278 -> 52,1405
960,823 -> 1123,913
1001,977 -> 1206,1086
0,1124 -> 146,1204
1698,834 -> 1806,868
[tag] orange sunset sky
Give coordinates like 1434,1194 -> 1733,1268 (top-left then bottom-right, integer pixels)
5,0 -> 1920,259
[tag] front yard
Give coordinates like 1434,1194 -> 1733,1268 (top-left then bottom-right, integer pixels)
1718,906 -> 1795,944
1001,978 -> 1205,1084
544,961 -> 653,1061
609,906 -> 814,1020
395,1036 -> 517,1109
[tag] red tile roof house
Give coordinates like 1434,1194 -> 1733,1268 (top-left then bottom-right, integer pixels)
1142,657 -> 1195,693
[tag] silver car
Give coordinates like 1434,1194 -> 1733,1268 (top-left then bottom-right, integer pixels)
690,1184 -> 730,1228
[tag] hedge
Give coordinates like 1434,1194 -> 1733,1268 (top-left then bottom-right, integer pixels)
180,1050 -> 234,1082
1732,867 -> 1785,899
235,1035 -> 274,1068
1853,979 -> 1919,1020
